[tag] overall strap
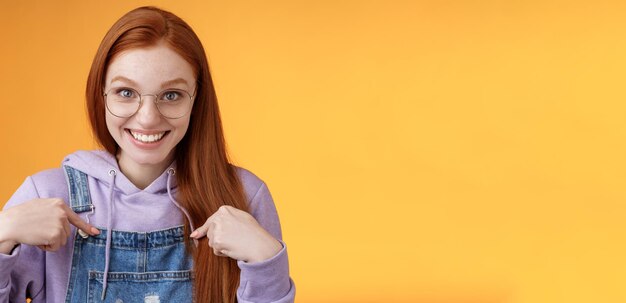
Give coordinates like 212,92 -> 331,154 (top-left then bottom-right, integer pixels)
63,165 -> 93,213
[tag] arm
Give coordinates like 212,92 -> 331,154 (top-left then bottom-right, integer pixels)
190,181 -> 296,303
236,182 -> 295,303
0,177 -> 46,302
0,176 -> 98,302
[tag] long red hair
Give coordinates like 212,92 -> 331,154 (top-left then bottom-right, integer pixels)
85,6 -> 247,302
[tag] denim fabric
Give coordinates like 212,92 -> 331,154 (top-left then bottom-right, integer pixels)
63,166 -> 193,303
63,165 -> 93,213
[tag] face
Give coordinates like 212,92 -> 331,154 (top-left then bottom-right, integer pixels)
104,44 -> 196,171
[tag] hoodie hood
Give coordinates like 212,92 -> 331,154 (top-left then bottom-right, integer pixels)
61,149 -> 188,232
63,150 -> 178,195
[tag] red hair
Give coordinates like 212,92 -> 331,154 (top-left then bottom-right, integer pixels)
86,6 -> 247,302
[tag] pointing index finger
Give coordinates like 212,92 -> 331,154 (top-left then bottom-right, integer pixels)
190,214 -> 216,239
62,203 -> 100,236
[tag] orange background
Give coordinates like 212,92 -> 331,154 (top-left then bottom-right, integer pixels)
2,1 -> 626,302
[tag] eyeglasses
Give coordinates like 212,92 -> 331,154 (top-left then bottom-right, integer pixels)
104,87 -> 195,119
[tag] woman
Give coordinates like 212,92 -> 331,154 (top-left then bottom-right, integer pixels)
0,6 -> 295,302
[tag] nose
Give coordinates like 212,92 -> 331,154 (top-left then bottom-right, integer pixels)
135,95 -> 162,126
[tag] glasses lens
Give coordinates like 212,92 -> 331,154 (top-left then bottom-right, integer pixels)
105,88 -> 140,117
156,89 -> 192,119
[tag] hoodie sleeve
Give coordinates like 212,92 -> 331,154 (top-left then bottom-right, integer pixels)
0,176 -> 47,302
236,182 -> 296,303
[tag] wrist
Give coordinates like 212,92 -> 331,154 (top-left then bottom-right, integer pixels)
248,238 -> 282,263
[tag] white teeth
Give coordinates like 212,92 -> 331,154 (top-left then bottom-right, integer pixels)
130,130 -> 166,143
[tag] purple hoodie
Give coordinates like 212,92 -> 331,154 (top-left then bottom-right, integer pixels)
0,150 -> 295,302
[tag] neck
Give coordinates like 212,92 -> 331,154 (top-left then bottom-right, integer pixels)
116,152 -> 173,190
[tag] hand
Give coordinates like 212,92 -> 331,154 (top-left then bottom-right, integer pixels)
190,205 -> 282,263
0,198 -> 99,253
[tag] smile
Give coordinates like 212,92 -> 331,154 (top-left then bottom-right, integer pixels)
127,130 -> 168,143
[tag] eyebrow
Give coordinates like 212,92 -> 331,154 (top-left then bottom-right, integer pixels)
110,76 -> 191,89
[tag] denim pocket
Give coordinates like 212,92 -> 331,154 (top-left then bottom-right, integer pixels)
87,270 -> 193,303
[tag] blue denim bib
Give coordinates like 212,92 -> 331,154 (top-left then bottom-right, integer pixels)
63,166 -> 193,303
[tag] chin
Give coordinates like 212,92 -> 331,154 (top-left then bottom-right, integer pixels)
125,149 -> 174,167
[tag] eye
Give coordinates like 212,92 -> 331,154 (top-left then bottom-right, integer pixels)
115,88 -> 136,99
161,90 -> 182,102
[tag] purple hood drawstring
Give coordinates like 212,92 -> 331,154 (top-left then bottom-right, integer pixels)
101,169 -> 117,300
167,168 -> 198,247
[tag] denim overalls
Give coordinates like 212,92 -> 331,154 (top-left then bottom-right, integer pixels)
62,166 -> 194,303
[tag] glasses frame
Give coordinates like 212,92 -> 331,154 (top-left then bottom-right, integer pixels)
103,87 -> 196,119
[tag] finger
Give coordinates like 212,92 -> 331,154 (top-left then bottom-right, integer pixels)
51,241 -> 61,251
62,220 -> 71,242
213,248 -> 227,257
62,204 -> 99,236
206,222 -> 219,248
59,229 -> 67,247
37,239 -> 51,251
190,224 -> 208,239
218,205 -> 232,214
207,221 -> 216,240
45,239 -> 60,252
221,205 -> 244,217
190,215 -> 216,239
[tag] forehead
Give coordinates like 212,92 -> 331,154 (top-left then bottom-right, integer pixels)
104,45 -> 196,90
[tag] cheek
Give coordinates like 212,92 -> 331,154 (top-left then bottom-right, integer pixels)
105,113 -> 124,138
176,115 -> 191,130
173,118 -> 192,142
